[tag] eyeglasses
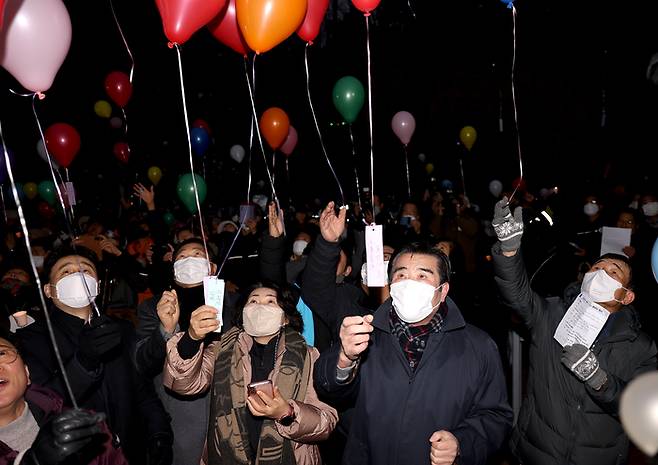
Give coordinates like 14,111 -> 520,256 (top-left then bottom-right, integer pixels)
0,348 -> 19,365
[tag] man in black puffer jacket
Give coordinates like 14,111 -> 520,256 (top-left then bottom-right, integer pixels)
492,197 -> 657,465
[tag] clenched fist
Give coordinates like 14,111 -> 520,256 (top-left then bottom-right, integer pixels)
188,305 -> 219,340
156,290 -> 179,334
338,315 -> 374,368
430,430 -> 459,465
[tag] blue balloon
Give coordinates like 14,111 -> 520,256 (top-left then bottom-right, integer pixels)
651,239 -> 658,281
190,127 -> 210,157
440,179 -> 454,191
500,0 -> 514,8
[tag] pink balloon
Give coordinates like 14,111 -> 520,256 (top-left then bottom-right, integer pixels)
391,111 -> 416,146
280,126 -> 298,157
208,0 -> 250,55
0,0 -> 72,93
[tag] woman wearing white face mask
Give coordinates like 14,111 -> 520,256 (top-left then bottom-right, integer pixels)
163,283 -> 337,465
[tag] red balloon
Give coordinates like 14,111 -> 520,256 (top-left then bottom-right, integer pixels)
0,0 -> 5,30
37,201 -> 55,219
104,71 -> 132,108
192,118 -> 212,135
351,0 -> 380,14
297,0 -> 329,43
208,0 -> 250,55
113,142 -> 130,164
44,123 -> 81,169
155,0 -> 227,44
512,176 -> 527,192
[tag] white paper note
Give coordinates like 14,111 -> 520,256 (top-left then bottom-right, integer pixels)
203,276 -> 225,333
600,226 -> 631,257
63,182 -> 76,206
554,293 -> 610,348
365,225 -> 387,287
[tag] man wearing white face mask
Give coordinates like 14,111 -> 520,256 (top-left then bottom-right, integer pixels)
315,242 -> 513,465
492,197 -> 657,465
16,245 -> 174,465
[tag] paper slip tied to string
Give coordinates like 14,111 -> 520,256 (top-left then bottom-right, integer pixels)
365,225 -> 387,287
600,226 -> 631,257
203,276 -> 224,333
554,293 -> 610,349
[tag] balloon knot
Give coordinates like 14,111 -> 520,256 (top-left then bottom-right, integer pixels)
308,40 -> 314,46
36,92 -> 46,100
363,12 -> 371,17
167,42 -> 176,49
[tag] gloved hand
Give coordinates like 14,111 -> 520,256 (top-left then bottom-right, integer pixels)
561,343 -> 608,390
492,197 -> 524,252
22,409 -> 107,465
77,315 -> 122,371
147,432 -> 174,465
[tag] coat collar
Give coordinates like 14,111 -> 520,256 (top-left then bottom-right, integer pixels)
372,296 -> 466,334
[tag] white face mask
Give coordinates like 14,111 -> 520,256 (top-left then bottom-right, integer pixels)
642,202 -> 658,217
629,200 -> 639,210
583,202 -> 600,217
390,279 -> 444,323
292,240 -> 309,257
55,273 -> 98,308
361,261 -> 389,286
242,303 -> 284,337
581,269 -> 626,303
174,257 -> 210,285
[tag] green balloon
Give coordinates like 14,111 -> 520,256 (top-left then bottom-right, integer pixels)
176,173 -> 207,214
163,212 -> 175,226
332,76 -> 365,124
38,181 -> 56,206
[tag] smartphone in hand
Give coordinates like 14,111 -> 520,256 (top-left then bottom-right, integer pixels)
247,380 -> 273,399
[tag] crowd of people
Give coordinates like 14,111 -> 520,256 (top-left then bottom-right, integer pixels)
1,176 -> 657,465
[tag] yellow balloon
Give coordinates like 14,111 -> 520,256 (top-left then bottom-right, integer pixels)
23,182 -> 38,200
425,163 -> 434,175
459,126 -> 477,151
147,166 -> 162,186
236,0 -> 307,54
94,100 -> 112,119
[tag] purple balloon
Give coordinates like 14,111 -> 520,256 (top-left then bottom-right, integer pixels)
391,111 -> 416,146
280,126 -> 298,157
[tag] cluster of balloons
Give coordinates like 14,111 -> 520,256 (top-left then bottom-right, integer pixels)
391,111 -> 416,146
176,173 -> 207,214
22,181 -> 56,205
333,76 -> 365,124
104,71 -> 132,162
459,126 -> 477,151
156,0 -> 331,55
44,123 -> 81,168
0,0 -> 72,93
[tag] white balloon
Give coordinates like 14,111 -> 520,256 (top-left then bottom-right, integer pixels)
110,117 -> 123,129
36,139 -> 60,169
489,179 -> 503,198
230,144 -> 245,163
621,372 -> 658,456
418,153 -> 426,163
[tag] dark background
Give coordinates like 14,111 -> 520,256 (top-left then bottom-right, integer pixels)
2,0 -> 658,218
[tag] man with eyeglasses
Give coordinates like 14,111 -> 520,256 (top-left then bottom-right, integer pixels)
0,329 -> 128,464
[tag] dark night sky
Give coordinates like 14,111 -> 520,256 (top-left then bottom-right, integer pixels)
2,0 -> 658,218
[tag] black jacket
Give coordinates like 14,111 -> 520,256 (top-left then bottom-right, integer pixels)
492,244 -> 658,465
16,309 -> 172,462
314,298 -> 513,465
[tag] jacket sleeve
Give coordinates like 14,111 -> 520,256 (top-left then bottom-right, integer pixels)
450,337 -> 514,465
259,233 -> 287,286
492,242 -> 548,331
312,340 -> 360,405
300,237 -> 341,330
587,334 -> 658,415
162,332 -> 217,396
276,348 -> 338,443
135,297 -> 170,377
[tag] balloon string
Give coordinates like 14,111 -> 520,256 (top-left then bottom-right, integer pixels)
244,56 -> 253,205
407,0 -> 417,19
348,125 -> 362,211
285,158 -> 293,207
1,119 -> 79,409
508,5 -> 523,204
109,0 -> 134,83
272,151 -> 276,187
174,44 -> 211,274
365,15 -> 375,220
0,186 -> 7,223
244,55 -> 280,210
403,145 -> 411,198
121,107 -> 129,139
459,157 -> 467,200
304,43 -> 345,205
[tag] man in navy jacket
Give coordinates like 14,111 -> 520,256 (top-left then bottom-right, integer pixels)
314,239 -> 512,465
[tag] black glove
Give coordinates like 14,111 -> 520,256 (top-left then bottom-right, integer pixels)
561,343 -> 608,390
22,409 -> 107,465
77,316 -> 122,371
147,433 -> 174,465
492,197 -> 524,252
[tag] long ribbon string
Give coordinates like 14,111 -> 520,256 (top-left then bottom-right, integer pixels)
109,0 -> 134,84
348,125 -> 362,210
174,44 -> 211,274
0,186 -> 7,223
403,145 -> 411,198
244,57 -> 254,204
459,157 -> 467,200
304,43 -> 345,205
508,5 -> 523,203
365,15 -> 375,217
1,119 -> 79,409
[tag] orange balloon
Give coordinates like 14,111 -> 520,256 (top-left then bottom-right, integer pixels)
236,0 -> 307,54
260,107 -> 290,150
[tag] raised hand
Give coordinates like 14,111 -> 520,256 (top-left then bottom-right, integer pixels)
338,315 -> 374,368
268,202 -> 285,238
133,183 -> 155,210
157,290 -> 180,334
320,201 -> 347,243
188,305 -> 219,340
